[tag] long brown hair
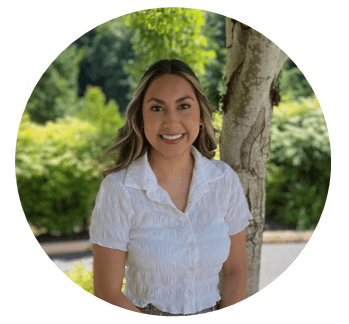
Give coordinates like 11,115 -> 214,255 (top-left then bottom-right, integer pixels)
102,59 -> 218,178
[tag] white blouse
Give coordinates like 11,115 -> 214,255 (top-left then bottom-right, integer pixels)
89,145 -> 253,315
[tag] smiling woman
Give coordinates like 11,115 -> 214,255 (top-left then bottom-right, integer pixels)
89,59 -> 253,316
142,74 -> 203,181
102,59 -> 218,176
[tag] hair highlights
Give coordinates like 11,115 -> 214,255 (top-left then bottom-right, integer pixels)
102,59 -> 219,178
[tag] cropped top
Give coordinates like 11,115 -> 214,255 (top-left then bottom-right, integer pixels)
89,145 -> 253,314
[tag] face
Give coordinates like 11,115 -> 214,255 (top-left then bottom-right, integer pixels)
142,74 -> 204,159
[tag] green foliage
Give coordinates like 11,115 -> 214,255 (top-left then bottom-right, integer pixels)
74,86 -> 125,148
17,85 -> 124,236
65,261 -> 94,294
124,8 -> 216,91
65,261 -> 126,294
25,44 -> 85,124
212,112 -> 222,160
272,97 -> 320,120
73,29 -> 96,49
266,98 -> 330,229
278,58 -> 314,101
74,10 -> 226,115
200,11 -> 227,112
16,114 -> 105,236
75,17 -> 135,115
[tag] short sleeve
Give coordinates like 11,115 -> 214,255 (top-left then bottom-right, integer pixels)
223,165 -> 253,236
88,175 -> 132,251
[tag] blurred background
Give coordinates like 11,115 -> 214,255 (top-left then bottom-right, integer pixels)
16,8 -> 330,253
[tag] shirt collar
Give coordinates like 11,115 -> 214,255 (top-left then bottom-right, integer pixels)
123,145 -> 224,213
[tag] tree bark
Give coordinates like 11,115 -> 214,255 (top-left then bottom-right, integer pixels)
218,18 -> 288,298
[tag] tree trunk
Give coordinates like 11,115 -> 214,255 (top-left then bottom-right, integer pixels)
218,18 -> 288,298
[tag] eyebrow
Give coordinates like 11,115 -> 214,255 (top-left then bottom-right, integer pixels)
147,95 -> 194,104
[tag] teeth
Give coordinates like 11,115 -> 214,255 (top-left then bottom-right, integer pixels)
161,134 -> 183,140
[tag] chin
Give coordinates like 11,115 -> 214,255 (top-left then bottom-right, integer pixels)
150,143 -> 189,155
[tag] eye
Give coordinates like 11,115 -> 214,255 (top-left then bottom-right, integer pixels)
151,106 -> 163,112
180,103 -> 191,109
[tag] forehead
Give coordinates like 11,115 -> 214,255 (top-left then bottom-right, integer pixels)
144,74 -> 196,99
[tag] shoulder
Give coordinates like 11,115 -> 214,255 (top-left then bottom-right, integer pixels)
206,159 -> 243,194
208,158 -> 239,181
100,169 -> 128,193
95,169 -> 134,210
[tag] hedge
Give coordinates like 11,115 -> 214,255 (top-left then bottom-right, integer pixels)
16,114 -> 106,236
266,98 -> 330,229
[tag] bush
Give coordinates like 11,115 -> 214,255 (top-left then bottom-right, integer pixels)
16,114 -> 106,236
266,98 -> 330,229
64,261 -> 126,294
65,261 -> 94,294
25,44 -> 84,124
279,66 -> 314,101
74,86 -> 125,149
17,86 -> 125,236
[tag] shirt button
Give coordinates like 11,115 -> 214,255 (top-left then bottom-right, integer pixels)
188,290 -> 192,295
184,221 -> 190,226
189,266 -> 194,271
189,242 -> 195,248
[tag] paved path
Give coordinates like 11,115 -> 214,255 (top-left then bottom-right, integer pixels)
259,242 -> 307,290
49,242 -> 308,291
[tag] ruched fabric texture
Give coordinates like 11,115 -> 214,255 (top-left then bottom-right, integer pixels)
89,145 -> 253,315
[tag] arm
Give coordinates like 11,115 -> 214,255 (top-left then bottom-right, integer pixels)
219,229 -> 249,309
93,244 -> 142,313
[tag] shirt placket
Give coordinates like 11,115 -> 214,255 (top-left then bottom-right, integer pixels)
183,215 -> 198,310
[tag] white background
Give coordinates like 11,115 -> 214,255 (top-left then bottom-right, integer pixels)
2,0 -> 348,323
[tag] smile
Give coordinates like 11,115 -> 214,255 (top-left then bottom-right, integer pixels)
161,134 -> 183,140
159,133 -> 185,144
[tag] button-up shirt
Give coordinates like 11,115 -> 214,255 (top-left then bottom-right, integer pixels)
89,145 -> 253,314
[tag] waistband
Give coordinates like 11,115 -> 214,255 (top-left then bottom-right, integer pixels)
136,301 -> 219,316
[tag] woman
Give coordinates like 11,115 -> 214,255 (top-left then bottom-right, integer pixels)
89,59 -> 253,316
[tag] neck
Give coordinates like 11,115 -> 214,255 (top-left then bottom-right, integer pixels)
148,148 -> 194,182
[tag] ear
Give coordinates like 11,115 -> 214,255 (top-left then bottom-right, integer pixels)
199,111 -> 204,125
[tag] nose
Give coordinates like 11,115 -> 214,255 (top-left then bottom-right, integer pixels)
163,108 -> 180,128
